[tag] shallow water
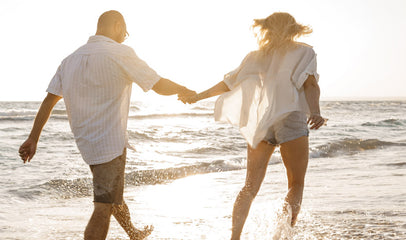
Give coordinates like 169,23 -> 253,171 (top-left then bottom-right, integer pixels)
0,100 -> 405,239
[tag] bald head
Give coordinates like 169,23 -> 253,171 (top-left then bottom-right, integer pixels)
96,10 -> 128,43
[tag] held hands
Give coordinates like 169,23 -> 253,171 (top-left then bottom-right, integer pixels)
177,81 -> 227,104
178,93 -> 199,104
177,87 -> 200,104
307,113 -> 328,130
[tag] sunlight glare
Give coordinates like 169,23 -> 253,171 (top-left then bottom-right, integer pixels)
147,174 -> 213,218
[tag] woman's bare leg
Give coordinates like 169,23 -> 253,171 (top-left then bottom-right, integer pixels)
231,141 -> 276,240
279,136 -> 309,226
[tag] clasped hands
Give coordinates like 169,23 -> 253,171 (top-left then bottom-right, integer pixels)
177,87 -> 200,104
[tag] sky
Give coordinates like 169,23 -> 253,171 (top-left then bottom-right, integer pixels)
1,0 -> 405,101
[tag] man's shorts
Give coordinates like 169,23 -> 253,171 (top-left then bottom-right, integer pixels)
264,111 -> 309,146
89,149 -> 126,204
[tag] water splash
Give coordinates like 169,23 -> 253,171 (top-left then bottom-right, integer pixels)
13,162 -> 244,200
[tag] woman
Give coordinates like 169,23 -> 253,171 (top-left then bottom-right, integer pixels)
181,12 -> 325,239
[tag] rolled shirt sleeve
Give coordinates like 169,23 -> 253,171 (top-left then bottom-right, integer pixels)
118,47 -> 161,92
223,69 -> 240,90
46,63 -> 64,97
291,48 -> 319,90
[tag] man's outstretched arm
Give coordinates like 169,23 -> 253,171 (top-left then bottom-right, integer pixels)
152,78 -> 195,98
19,93 -> 62,163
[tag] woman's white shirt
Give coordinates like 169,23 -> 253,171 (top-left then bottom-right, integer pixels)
214,44 -> 319,148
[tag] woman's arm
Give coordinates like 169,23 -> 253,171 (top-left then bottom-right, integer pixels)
182,81 -> 230,104
303,75 -> 325,129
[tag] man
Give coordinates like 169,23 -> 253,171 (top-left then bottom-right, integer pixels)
18,10 -> 195,240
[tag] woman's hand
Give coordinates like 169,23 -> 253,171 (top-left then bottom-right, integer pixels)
307,114 -> 327,130
178,93 -> 199,104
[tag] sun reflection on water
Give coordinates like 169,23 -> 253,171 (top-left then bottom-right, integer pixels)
125,172 -> 236,239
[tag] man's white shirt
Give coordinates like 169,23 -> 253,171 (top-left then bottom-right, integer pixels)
47,35 -> 161,165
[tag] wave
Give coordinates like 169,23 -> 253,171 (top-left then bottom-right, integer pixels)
0,116 -> 34,121
11,137 -> 405,200
129,112 -> 212,119
190,105 -> 214,111
20,161 -> 243,199
127,130 -> 187,142
0,108 -> 68,121
51,109 -> 68,115
0,110 -> 37,121
310,138 -> 406,158
362,119 -> 406,127
130,105 -> 140,111
384,162 -> 406,168
0,111 -> 212,122
127,130 -> 154,141
183,146 -> 225,154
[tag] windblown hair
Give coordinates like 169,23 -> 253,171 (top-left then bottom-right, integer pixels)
252,12 -> 312,53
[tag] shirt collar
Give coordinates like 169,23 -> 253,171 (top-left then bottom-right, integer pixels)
87,35 -> 118,44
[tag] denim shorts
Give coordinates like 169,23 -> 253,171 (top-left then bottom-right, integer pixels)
89,149 -> 126,204
264,111 -> 309,146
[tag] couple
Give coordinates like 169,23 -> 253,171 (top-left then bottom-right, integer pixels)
19,10 -> 325,240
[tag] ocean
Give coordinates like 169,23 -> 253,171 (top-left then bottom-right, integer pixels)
0,99 -> 405,239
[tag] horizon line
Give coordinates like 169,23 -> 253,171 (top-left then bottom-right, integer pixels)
1,96 -> 406,102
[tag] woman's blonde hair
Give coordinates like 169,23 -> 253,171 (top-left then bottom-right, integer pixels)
253,12 -> 312,53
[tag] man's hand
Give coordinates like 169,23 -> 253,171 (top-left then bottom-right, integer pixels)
179,93 -> 199,104
307,114 -> 327,130
178,88 -> 197,104
17,93 -> 61,164
19,138 -> 37,163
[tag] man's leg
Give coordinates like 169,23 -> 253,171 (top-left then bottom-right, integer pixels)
112,200 -> 153,240
280,136 -> 309,226
231,141 -> 275,240
85,202 -> 113,240
87,150 -> 126,240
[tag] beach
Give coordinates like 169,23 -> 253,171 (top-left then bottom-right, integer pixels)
1,99 -> 405,239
